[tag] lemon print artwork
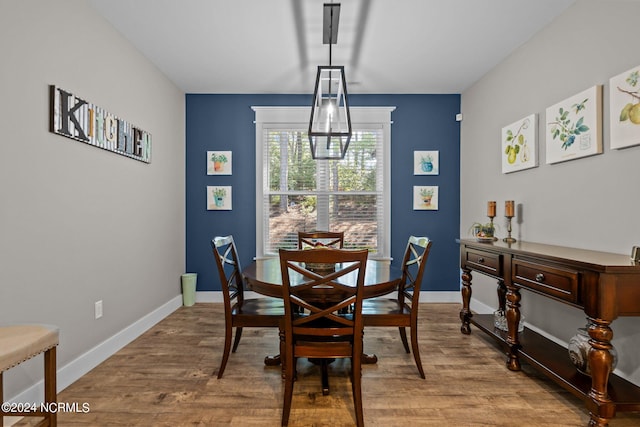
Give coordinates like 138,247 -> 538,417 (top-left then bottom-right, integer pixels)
610,66 -> 640,149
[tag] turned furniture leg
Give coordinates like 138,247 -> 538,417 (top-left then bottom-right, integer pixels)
497,279 -> 506,312
505,285 -> 521,371
586,318 -> 616,427
264,322 -> 285,370
273,325 -> 285,379
361,328 -> 378,364
460,268 -> 472,334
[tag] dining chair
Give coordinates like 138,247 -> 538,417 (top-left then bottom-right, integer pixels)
362,236 -> 432,379
279,248 -> 368,427
297,231 -> 344,249
211,235 -> 284,379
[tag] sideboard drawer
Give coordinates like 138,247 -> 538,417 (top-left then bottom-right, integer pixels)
512,258 -> 580,304
465,248 -> 502,276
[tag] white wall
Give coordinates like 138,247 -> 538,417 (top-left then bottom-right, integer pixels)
461,0 -> 640,385
0,0 -> 185,398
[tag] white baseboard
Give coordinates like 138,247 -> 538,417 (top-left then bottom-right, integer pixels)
196,290 -> 291,302
422,291 -> 460,303
197,290 -> 461,303
7,295 -> 183,405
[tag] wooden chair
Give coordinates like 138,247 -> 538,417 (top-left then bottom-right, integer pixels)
279,248 -> 368,427
297,231 -> 344,249
1,325 -> 59,427
211,235 -> 284,379
363,236 -> 432,379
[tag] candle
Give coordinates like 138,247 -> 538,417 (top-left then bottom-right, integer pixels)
505,200 -> 515,217
487,201 -> 496,217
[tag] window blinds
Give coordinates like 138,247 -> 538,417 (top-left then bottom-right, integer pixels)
262,127 -> 384,256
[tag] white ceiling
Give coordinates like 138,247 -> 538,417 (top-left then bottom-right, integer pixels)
88,0 -> 575,94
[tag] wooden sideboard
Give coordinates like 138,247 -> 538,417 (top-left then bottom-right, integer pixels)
459,239 -> 640,427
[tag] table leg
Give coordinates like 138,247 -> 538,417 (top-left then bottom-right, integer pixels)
321,360 -> 330,395
264,354 -> 281,366
586,318 -> 616,427
362,353 -> 378,364
505,284 -> 522,371
265,325 -> 284,366
497,279 -> 506,312
460,268 -> 472,334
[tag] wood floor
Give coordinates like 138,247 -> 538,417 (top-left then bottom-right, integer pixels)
12,303 -> 640,426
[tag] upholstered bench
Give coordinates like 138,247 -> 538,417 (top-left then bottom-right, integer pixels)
0,325 -> 59,426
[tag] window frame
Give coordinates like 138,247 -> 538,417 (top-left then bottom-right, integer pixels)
253,106 -> 394,259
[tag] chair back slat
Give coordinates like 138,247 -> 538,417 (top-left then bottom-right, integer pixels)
398,236 -> 432,306
297,231 -> 345,249
212,235 -> 245,308
279,248 -> 368,341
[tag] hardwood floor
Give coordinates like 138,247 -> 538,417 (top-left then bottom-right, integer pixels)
12,303 -> 640,426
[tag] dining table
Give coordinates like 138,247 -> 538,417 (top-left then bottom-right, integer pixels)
241,257 -> 403,394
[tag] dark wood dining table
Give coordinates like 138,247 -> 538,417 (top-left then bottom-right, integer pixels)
241,257 -> 403,393
242,257 -> 402,300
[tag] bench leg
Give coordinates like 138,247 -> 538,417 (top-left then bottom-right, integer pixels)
1,371 -> 4,427
44,347 -> 57,426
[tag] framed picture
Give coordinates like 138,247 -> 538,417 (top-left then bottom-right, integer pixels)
609,64 -> 640,149
501,114 -> 538,173
207,151 -> 232,175
413,186 -> 438,210
207,186 -> 232,210
413,150 -> 439,175
545,85 -> 602,164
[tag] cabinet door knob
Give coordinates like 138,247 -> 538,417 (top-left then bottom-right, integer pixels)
535,273 -> 545,282
478,257 -> 485,263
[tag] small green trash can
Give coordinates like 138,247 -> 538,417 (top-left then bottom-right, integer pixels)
181,273 -> 197,306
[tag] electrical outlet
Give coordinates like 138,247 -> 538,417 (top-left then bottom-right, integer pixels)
95,300 -> 103,319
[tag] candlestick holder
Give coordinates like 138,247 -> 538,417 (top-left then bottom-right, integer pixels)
503,215 -> 516,243
487,215 -> 498,241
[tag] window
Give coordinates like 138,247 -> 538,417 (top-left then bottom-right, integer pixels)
253,107 -> 394,259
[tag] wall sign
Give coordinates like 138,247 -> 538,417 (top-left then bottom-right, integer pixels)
49,85 -> 152,163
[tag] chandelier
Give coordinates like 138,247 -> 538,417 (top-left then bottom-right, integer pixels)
308,3 -> 352,160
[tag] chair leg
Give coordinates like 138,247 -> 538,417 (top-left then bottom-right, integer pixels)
281,357 -> 296,426
44,346 -> 57,426
410,324 -> 425,379
231,327 -> 243,352
351,358 -> 364,427
217,323 -> 233,379
398,327 -> 410,353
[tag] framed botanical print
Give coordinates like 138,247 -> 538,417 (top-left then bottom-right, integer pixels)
545,86 -> 602,164
207,151 -> 232,175
413,151 -> 439,175
207,186 -> 232,210
413,186 -> 438,210
501,114 -> 537,173
609,65 -> 640,149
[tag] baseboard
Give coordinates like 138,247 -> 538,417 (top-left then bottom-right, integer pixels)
195,290 -> 277,302
7,295 -> 183,405
422,291 -> 460,303
197,290 -> 461,303
195,291 -> 224,302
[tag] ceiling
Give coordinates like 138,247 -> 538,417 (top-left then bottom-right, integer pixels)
88,0 -> 575,94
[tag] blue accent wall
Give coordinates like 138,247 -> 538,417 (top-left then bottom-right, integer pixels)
186,94 -> 460,292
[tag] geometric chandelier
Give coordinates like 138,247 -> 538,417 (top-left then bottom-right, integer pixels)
308,3 -> 352,160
